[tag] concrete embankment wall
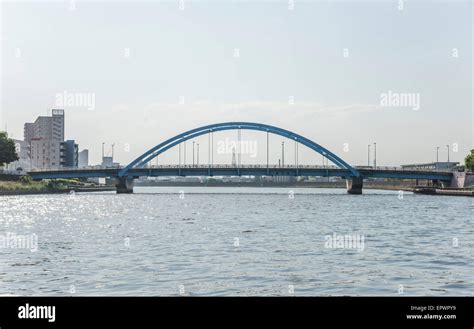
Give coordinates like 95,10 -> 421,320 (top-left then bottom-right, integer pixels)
464,173 -> 474,187
450,172 -> 474,188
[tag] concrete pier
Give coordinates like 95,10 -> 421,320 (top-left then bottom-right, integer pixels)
115,177 -> 135,194
346,177 -> 363,194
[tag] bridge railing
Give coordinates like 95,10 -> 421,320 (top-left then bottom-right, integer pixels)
28,166 -> 120,172
144,164 -> 342,170
28,164 -> 342,172
28,164 -> 454,173
355,165 -> 453,173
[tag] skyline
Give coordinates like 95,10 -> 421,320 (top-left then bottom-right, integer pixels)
1,0 -> 472,166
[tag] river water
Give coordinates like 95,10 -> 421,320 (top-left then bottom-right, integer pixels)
0,187 -> 472,296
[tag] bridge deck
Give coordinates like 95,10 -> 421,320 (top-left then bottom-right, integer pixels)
28,165 -> 454,181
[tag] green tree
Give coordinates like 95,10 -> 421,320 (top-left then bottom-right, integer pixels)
0,132 -> 19,167
20,175 -> 33,184
465,149 -> 474,171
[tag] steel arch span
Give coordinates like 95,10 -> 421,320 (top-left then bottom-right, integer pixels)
118,122 -> 360,177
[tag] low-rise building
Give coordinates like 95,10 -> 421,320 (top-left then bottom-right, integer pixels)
78,149 -> 89,168
60,140 -> 78,168
101,156 -> 120,168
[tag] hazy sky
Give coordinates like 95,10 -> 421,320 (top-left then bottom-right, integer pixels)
1,0 -> 472,167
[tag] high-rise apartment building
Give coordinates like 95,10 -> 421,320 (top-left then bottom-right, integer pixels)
24,109 -> 65,169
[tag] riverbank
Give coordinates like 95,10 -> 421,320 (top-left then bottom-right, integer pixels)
0,180 -> 115,196
413,186 -> 474,197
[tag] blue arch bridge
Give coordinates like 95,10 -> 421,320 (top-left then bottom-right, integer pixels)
28,122 -> 454,194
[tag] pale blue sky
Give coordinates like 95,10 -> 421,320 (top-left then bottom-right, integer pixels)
1,0 -> 472,166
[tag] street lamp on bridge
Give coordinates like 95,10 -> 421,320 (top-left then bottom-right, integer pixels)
373,142 -> 377,168
281,141 -> 285,167
446,144 -> 450,162
197,143 -> 200,166
192,141 -> 195,167
367,144 -> 371,167
436,146 -> 440,170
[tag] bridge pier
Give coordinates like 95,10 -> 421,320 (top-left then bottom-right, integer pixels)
115,177 -> 135,194
346,177 -> 363,194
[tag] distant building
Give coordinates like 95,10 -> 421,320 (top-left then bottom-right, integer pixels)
272,176 -> 295,183
401,162 -> 459,171
30,137 -> 60,168
222,176 -> 254,183
23,123 -> 35,146
24,109 -> 65,142
260,175 -> 296,183
24,109 -> 66,169
12,139 -> 28,160
101,156 -> 120,168
60,140 -> 78,168
78,149 -> 89,168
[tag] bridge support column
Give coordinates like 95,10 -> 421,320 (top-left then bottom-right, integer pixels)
346,177 -> 363,194
115,177 -> 135,194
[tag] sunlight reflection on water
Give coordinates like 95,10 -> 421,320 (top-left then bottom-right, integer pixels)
0,187 -> 472,296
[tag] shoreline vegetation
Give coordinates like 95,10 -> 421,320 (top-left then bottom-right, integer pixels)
0,177 -> 114,195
